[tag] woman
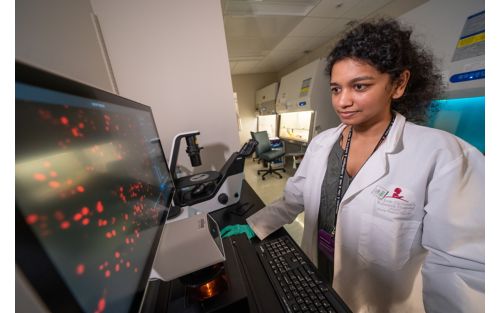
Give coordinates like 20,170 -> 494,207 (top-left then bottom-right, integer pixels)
223,18 -> 485,312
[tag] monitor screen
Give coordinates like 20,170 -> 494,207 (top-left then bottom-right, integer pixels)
15,62 -> 174,313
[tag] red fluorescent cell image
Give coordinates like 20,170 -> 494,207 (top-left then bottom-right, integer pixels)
96,201 -> 104,213
81,206 -> 90,215
60,116 -> 69,125
26,214 -> 39,225
97,297 -> 106,312
76,185 -> 85,193
73,213 -> 83,221
49,181 -> 61,189
82,218 -> 90,226
71,127 -> 83,138
60,221 -> 70,230
54,211 -> 65,221
33,173 -> 46,181
76,263 -> 85,275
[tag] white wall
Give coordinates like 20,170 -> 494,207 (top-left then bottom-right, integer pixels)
15,0 -> 113,91
90,0 -> 239,173
231,73 -> 279,145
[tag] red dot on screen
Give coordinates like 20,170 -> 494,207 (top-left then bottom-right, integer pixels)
60,221 -> 70,230
33,173 -> 46,181
26,214 -> 39,225
96,201 -> 104,213
97,298 -> 106,312
76,264 -> 85,275
49,181 -> 61,189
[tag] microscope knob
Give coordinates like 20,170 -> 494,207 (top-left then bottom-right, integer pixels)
218,193 -> 229,205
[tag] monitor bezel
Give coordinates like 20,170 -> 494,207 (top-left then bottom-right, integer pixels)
15,61 -> 174,313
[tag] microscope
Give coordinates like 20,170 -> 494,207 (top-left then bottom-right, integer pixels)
168,131 -> 257,214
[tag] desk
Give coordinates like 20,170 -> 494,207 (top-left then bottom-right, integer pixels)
143,181 -> 350,313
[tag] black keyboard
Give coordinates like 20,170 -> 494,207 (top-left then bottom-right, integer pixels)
256,236 -> 351,313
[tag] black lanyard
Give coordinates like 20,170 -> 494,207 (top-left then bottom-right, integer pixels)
332,114 -> 395,235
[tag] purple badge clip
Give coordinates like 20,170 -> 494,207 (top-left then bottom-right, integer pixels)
318,229 -> 334,262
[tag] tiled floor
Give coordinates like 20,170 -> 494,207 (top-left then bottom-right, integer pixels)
243,158 -> 304,245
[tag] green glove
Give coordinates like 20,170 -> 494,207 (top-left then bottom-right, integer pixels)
220,224 -> 256,240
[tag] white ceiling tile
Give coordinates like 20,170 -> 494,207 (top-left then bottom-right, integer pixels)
304,36 -> 332,50
254,64 -> 278,73
274,36 -> 311,51
226,37 -> 274,57
316,18 -> 352,38
342,0 -> 393,19
266,50 -> 304,68
224,16 -> 303,38
287,17 -> 332,36
366,0 -> 428,19
233,60 -> 264,74
308,0 -> 362,18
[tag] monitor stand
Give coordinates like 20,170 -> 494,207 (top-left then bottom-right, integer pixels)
166,205 -> 182,220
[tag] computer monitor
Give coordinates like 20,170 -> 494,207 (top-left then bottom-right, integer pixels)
15,62 -> 175,313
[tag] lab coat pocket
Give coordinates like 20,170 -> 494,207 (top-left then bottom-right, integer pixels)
358,214 -> 421,270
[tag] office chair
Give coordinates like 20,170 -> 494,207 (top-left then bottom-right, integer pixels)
251,131 -> 286,180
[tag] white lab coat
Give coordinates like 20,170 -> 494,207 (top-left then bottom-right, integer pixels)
246,112 -> 484,313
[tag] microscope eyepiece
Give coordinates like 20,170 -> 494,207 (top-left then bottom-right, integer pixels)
186,135 -> 202,167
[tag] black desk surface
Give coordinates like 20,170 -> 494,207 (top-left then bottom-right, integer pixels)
145,180 -> 352,313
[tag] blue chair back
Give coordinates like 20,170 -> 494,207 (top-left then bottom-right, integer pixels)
252,131 -> 271,157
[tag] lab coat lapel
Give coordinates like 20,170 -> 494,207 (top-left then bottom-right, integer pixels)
341,148 -> 388,202
341,112 -> 405,204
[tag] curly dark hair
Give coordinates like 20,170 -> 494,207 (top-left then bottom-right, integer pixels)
326,18 -> 443,123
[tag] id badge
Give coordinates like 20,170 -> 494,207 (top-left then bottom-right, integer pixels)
318,229 -> 335,262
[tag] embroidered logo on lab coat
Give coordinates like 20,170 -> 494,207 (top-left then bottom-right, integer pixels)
373,185 -> 416,216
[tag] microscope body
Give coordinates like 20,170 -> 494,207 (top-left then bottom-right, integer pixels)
169,131 -> 255,212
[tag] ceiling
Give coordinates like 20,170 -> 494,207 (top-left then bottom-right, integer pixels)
221,0 -> 428,75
